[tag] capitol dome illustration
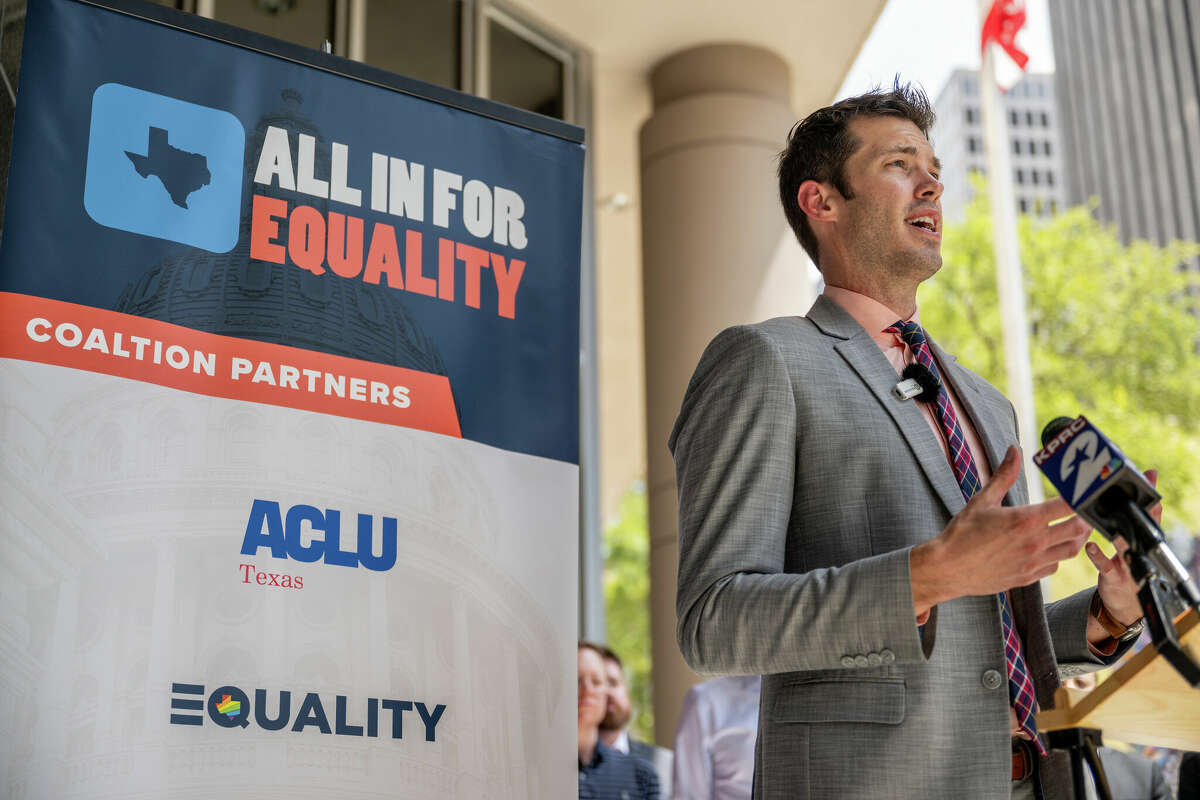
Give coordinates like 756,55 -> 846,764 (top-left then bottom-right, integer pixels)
112,89 -> 448,381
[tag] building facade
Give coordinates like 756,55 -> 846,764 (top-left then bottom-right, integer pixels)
932,68 -> 1067,222
1047,0 -> 1200,277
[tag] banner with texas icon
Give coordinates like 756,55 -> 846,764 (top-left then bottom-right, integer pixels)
0,1 -> 583,797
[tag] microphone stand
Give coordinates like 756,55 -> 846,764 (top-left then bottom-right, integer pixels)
1128,557 -> 1200,687
1046,727 -> 1112,800
1050,493 -> 1199,800
1104,493 -> 1200,687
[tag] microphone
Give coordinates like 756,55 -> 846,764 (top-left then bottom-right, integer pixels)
892,362 -> 939,402
1035,415 -> 1199,606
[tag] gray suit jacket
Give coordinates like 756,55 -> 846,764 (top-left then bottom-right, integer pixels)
670,297 -> 1130,799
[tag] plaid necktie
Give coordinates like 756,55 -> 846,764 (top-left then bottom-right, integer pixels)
888,320 -> 1045,754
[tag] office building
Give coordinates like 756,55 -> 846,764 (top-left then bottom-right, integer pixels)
1048,0 -> 1200,276
931,68 -> 1067,222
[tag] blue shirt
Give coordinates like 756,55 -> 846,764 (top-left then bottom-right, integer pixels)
579,742 -> 661,800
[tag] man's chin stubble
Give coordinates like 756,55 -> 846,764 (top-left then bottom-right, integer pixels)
599,715 -> 630,732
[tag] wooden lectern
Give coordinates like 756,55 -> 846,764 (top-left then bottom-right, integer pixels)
1038,607 -> 1200,750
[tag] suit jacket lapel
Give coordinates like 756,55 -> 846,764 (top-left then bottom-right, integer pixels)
808,296 -> 967,517
932,342 -> 1029,508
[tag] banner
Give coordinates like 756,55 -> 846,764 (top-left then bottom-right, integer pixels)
0,1 -> 584,797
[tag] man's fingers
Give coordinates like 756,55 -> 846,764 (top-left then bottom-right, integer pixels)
1026,495 -> 1078,527
1043,516 -> 1090,549
1025,523 -> 1091,574
975,446 -> 1021,506
1034,561 -> 1060,582
1085,541 -> 1114,574
1146,469 -> 1158,487
1045,539 -> 1086,565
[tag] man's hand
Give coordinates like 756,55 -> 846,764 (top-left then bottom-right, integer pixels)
910,446 -> 1092,617
1084,469 -> 1160,627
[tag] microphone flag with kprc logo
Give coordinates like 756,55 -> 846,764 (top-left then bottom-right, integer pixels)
1032,415 -> 1159,533
0,0 -> 583,797
1034,416 -> 1122,506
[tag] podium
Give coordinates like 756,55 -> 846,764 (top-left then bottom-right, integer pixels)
1038,607 -> 1200,750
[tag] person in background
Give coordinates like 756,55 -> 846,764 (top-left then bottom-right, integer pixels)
1086,748 -> 1173,800
672,675 -> 761,800
579,642 -> 661,800
596,643 -> 675,795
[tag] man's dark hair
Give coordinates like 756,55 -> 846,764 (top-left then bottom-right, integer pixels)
778,78 -> 935,267
579,640 -> 622,669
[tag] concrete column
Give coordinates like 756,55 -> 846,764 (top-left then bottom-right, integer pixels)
639,44 -> 815,745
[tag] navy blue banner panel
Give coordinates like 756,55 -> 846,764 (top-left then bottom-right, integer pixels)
2,0 -> 584,463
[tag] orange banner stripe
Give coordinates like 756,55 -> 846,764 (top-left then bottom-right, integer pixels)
0,292 -> 462,438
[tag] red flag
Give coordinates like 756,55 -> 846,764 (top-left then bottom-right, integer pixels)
981,0 -> 1030,70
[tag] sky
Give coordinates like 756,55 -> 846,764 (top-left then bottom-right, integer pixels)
837,0 -> 1056,103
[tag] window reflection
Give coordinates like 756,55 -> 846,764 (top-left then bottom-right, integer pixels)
488,19 -> 565,119
363,0 -> 461,90
210,0 -> 333,50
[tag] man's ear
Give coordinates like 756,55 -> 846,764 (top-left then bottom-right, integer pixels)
796,179 -> 840,223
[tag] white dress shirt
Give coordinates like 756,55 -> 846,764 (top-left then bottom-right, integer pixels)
672,675 -> 761,800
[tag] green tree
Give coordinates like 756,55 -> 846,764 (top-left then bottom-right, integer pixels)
919,185 -> 1200,599
602,482 -> 655,741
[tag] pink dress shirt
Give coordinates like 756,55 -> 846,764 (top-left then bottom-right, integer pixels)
822,286 -> 993,485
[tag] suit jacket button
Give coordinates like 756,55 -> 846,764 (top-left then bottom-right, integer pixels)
880,649 -> 895,664
841,656 -> 856,668
867,652 -> 883,666
854,655 -> 870,667
982,669 -> 1004,690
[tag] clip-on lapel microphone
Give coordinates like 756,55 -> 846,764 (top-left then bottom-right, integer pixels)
892,362 -> 940,402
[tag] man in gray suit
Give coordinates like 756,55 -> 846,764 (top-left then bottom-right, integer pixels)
670,83 -> 1152,799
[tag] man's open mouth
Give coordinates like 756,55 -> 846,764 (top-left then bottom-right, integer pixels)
907,215 -> 939,233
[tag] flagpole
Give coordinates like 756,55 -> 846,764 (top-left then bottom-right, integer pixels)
978,0 -> 1042,501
